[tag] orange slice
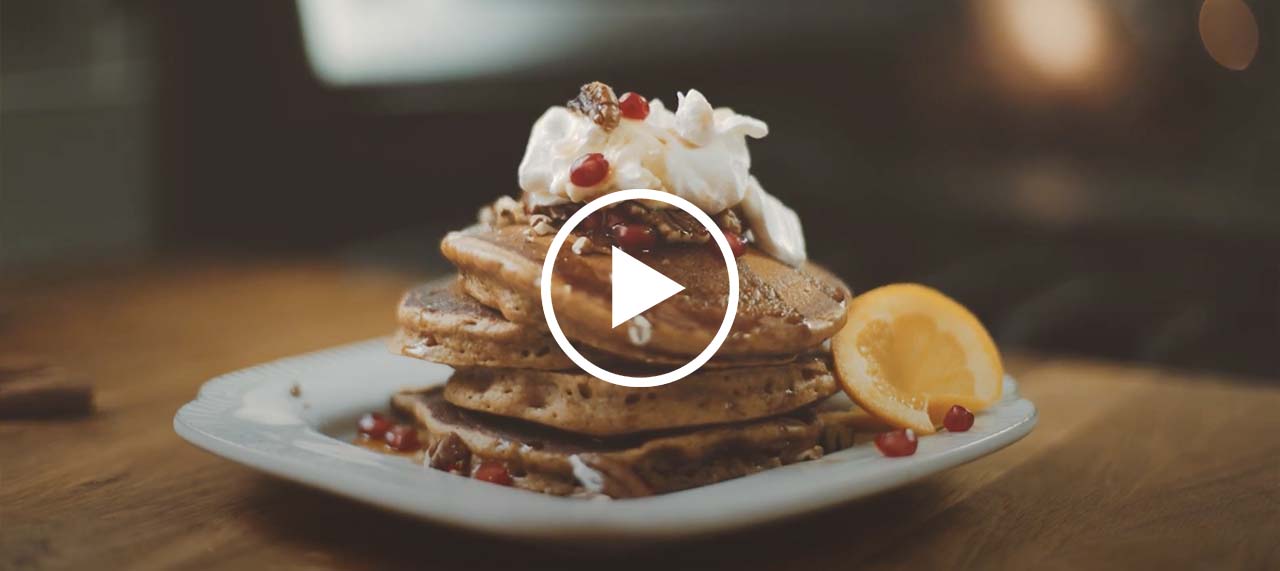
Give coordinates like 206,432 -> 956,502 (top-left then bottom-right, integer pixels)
831,283 -> 1003,434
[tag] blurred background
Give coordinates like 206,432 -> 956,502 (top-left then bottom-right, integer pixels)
2,0 -> 1276,377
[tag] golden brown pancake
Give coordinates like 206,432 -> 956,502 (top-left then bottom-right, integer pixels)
394,278 -> 798,370
392,387 -> 873,498
394,279 -> 573,370
441,224 -> 850,359
442,355 -> 838,436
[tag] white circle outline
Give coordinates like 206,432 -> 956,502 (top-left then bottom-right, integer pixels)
540,189 -> 740,388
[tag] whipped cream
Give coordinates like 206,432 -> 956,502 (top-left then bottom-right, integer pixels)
517,87 -> 808,266
741,176 -> 806,267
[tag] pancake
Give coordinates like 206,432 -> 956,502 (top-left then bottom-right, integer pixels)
394,279 -> 573,369
441,224 -> 850,359
395,278 -> 797,370
442,355 -> 838,436
391,387 -> 875,498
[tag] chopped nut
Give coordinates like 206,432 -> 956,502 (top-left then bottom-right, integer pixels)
526,201 -> 580,223
567,82 -> 621,131
627,315 -> 653,346
478,196 -> 527,227
529,214 -> 557,236
571,236 -> 591,255
794,446 -> 824,462
623,201 -> 709,244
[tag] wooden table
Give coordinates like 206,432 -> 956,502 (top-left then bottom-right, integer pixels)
2,260 -> 1277,570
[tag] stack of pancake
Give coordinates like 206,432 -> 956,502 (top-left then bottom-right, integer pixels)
390,210 -> 872,498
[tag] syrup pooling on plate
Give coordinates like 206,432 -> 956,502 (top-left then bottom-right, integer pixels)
352,411 -> 515,487
354,412 -> 422,453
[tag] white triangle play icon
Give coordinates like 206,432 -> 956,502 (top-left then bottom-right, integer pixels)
611,246 -> 686,328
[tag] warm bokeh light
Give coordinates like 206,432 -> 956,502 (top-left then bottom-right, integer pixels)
999,0 -> 1104,81
1199,0 -> 1259,71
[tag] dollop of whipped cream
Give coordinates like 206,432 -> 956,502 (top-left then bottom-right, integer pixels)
517,86 -> 807,266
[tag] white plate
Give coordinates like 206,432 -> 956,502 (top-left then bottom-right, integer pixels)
174,339 -> 1036,541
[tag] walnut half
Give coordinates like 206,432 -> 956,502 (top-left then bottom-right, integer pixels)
567,81 -> 621,131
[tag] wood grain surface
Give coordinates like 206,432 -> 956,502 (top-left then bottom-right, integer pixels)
2,260 -> 1277,570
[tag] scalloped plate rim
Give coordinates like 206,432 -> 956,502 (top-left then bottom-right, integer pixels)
174,338 -> 1037,541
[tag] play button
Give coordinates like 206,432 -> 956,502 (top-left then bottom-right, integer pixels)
611,247 -> 685,328
539,188 -> 741,388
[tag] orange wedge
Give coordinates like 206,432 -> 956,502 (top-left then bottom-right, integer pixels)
831,283 -> 1003,434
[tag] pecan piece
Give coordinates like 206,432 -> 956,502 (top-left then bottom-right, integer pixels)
567,82 -> 621,131
714,208 -> 744,236
622,202 -> 710,244
526,201 -> 581,224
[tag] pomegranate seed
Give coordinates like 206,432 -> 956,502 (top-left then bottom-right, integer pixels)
356,412 -> 392,437
570,153 -> 609,187
611,223 -> 657,253
473,461 -> 514,486
723,231 -> 747,257
943,405 -> 975,432
383,424 -> 422,452
874,428 -> 918,457
619,92 -> 650,120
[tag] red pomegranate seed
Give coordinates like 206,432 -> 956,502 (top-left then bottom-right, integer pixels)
383,424 -> 422,452
356,412 -> 392,437
619,92 -> 650,120
874,428 -> 918,457
570,153 -> 609,187
724,231 -> 747,257
943,405 -> 975,432
707,231 -> 747,258
611,223 -> 657,253
473,461 -> 514,486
